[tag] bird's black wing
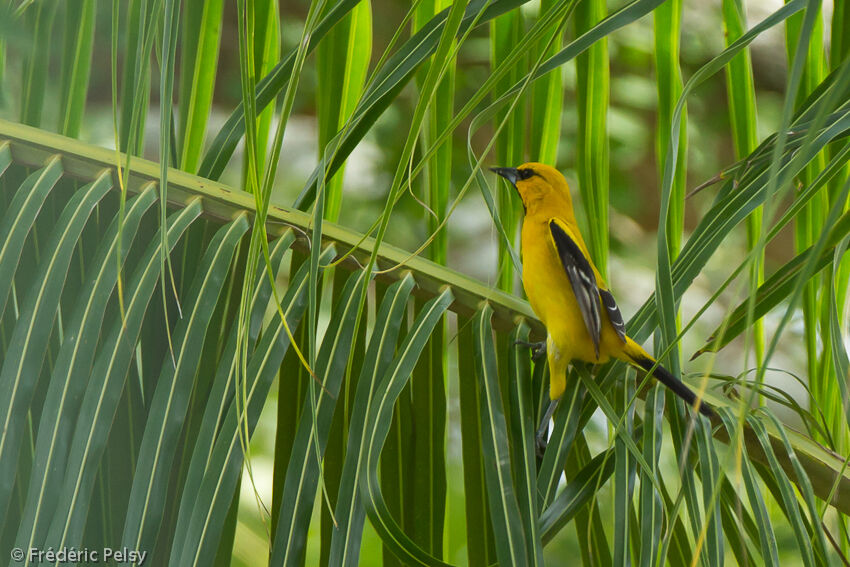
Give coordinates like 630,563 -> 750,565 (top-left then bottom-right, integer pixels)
548,219 -> 603,357
600,289 -> 627,343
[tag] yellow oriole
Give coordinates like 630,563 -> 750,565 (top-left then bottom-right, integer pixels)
492,163 -> 713,418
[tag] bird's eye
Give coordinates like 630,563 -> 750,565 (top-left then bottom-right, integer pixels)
517,168 -> 535,180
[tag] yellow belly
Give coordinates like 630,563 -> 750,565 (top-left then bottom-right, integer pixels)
522,239 -> 605,363
521,220 -> 623,398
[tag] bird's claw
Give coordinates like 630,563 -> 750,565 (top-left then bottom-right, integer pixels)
534,399 -> 559,459
514,339 -> 547,361
535,430 -> 548,459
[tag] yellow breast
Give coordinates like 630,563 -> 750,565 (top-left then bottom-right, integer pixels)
520,217 -> 621,365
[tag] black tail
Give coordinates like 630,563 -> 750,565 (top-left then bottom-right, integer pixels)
633,357 -> 716,419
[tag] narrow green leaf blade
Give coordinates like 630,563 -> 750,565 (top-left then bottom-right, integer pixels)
168,232 -> 295,562
171,244 -> 331,567
539,448 -> 616,544
759,412 -> 831,566
612,376 -> 635,567
358,288 -> 454,567
42,202 -> 202,551
19,2 -> 56,127
507,323 -> 544,565
178,0 -> 225,173
716,410 -> 779,566
0,171 -> 111,521
270,268 -> 370,567
747,415 -> 818,567
0,160 -> 63,320
121,215 -> 249,554
457,319 -> 495,567
316,0 -> 371,222
408,295 -> 447,559
328,274 -> 415,566
471,304 -> 528,566
528,0 -> 562,167
694,416 -> 723,566
13,185 -> 157,554
57,0 -> 95,138
696,204 -> 850,357
537,372 -> 584,508
638,385 -> 664,567
575,0 -> 610,276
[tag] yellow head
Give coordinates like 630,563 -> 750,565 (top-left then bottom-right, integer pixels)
490,162 -> 573,216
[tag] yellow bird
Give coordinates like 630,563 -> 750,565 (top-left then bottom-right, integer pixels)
492,163 -> 713,418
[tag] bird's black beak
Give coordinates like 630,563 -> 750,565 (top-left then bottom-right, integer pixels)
490,167 -> 520,186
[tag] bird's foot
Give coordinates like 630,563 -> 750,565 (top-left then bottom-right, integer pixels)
514,340 -> 547,361
535,431 -> 548,459
535,399 -> 559,458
